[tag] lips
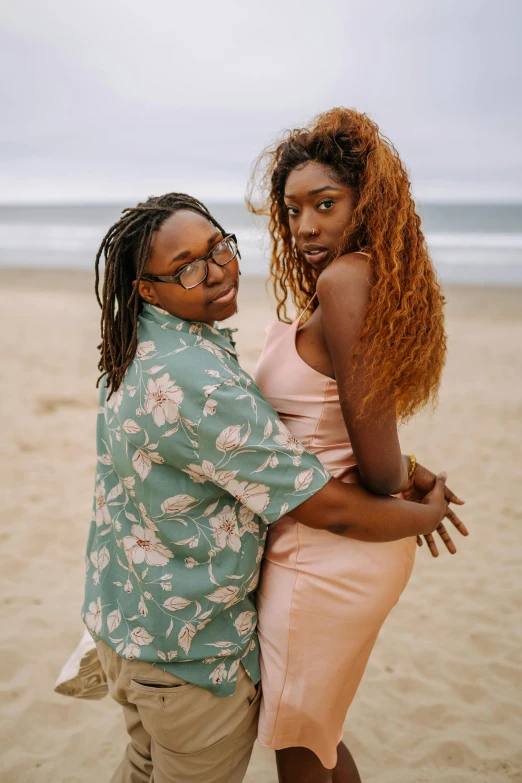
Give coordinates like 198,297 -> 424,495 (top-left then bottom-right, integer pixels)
211,284 -> 237,305
300,243 -> 330,265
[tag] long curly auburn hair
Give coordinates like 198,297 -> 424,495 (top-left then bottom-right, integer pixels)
247,107 -> 446,422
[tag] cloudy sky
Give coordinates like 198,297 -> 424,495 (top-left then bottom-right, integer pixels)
1,0 -> 521,203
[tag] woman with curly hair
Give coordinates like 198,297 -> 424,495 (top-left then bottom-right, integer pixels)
250,108 -> 467,782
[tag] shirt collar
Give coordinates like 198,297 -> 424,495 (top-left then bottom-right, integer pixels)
140,303 -> 238,357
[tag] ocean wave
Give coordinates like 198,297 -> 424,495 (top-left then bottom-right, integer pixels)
0,222 -> 521,282
0,223 -> 106,251
426,233 -> 522,249
1,224 -> 521,252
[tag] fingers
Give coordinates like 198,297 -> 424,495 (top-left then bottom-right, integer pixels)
421,522 -> 460,558
445,507 -> 469,536
444,484 -> 466,505
416,535 -> 423,547
421,515 -> 465,558
436,522 -> 457,554
423,533 -> 439,557
429,471 -> 448,500
421,472 -> 468,556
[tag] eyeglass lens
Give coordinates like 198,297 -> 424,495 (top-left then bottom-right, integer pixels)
179,238 -> 237,289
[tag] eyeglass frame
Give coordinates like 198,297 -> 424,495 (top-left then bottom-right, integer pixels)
140,233 -> 240,290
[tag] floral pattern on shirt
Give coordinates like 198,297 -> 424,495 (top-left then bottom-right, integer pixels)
82,304 -> 330,695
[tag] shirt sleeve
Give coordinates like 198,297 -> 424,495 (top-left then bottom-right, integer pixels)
196,358 -> 331,524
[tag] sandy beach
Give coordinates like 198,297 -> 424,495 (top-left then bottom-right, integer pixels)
0,268 -> 521,783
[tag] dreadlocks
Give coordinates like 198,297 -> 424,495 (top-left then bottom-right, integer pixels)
95,192 -> 226,398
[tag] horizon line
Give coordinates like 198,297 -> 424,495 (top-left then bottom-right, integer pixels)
1,196 -> 522,207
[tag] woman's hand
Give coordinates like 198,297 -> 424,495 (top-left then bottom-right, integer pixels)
420,471 -> 451,533
402,461 -> 468,557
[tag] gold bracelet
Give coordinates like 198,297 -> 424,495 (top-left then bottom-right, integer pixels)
408,454 -> 417,479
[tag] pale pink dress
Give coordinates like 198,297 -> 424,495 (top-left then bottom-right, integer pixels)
254,314 -> 417,769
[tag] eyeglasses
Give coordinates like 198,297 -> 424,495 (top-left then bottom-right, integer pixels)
141,234 -> 240,291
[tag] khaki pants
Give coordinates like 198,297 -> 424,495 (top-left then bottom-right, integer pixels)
96,641 -> 260,783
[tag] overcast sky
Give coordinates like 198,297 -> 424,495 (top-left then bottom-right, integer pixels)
1,0 -> 521,203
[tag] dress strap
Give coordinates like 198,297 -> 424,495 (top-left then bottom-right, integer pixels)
296,292 -> 318,325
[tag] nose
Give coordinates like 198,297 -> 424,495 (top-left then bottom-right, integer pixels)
205,258 -> 227,286
296,208 -> 317,238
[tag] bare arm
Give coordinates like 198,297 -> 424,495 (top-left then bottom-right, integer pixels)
317,254 -> 407,495
291,473 -> 448,542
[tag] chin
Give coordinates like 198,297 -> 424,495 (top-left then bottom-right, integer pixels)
307,258 -> 331,271
222,302 -> 239,320
300,251 -> 333,269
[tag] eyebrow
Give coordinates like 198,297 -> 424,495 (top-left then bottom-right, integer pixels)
284,185 -> 342,200
169,231 -> 222,265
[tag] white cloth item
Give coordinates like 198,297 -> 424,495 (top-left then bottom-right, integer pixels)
54,628 -> 108,700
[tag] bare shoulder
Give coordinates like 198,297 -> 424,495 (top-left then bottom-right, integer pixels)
317,253 -> 374,307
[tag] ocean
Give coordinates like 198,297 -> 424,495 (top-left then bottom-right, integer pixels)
0,202 -> 521,285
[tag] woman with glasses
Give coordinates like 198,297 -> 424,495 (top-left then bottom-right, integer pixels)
83,192 -> 450,783
249,108 -> 468,783
141,233 -> 240,299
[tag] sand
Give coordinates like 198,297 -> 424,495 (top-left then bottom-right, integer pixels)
0,269 -> 521,783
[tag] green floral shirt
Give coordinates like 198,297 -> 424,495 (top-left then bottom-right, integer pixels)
82,303 -> 330,695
